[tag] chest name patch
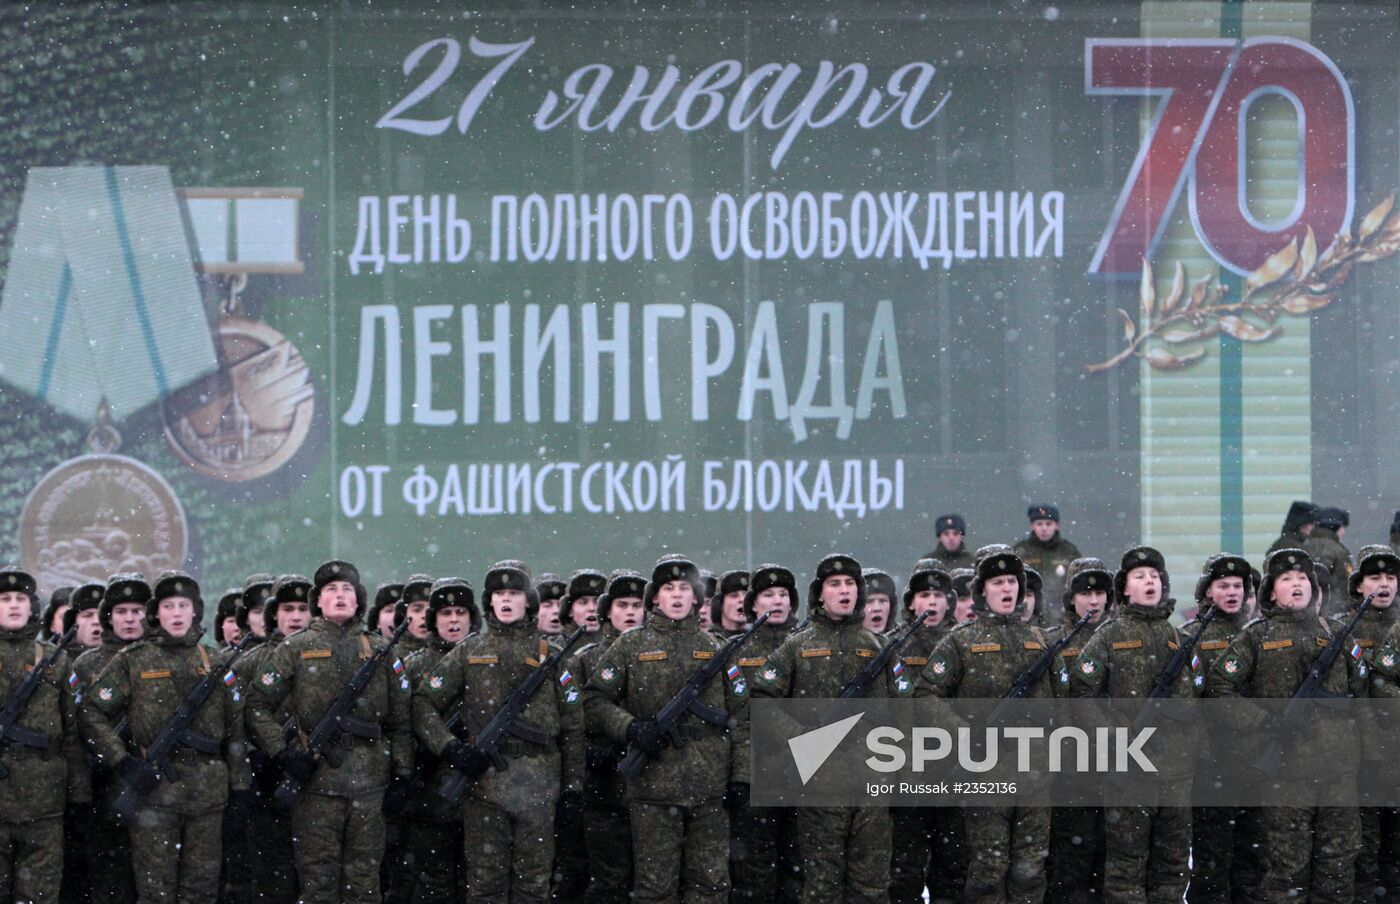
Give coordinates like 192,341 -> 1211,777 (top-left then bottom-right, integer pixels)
1112,640 -> 1144,651
800,648 -> 832,658
1199,640 -> 1229,651
467,656 -> 499,665
301,650 -> 332,660
738,657 -> 766,667
970,643 -> 1001,654
1263,639 -> 1294,651
638,651 -> 668,662
692,651 -> 715,660
140,669 -> 172,680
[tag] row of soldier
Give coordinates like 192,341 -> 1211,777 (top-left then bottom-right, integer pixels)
1,528 -> 1398,903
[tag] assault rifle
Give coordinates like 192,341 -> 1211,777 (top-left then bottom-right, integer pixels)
438,625 -> 588,805
833,609 -> 930,702
618,612 -> 772,779
1125,604 -> 1221,734
1255,593 -> 1373,777
274,621 -> 411,807
0,626 -> 78,779
113,632 -> 257,818
988,610 -> 1096,725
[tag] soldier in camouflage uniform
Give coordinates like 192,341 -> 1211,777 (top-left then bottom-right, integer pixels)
1267,500 -> 1316,557
40,586 -> 73,643
1181,554 -> 1256,904
238,575 -> 313,904
536,573 -> 567,639
398,578 -> 475,904
1021,567 -> 1044,625
1206,548 -> 1364,902
1336,545 -> 1400,900
71,576 -> 147,904
236,574 -> 275,650
246,560 -> 414,904
862,568 -> 896,635
711,570 -> 751,639
0,565 -> 88,904
575,569 -> 646,904
890,560 -> 965,904
1069,547 -> 1196,903
381,575 -> 433,904
586,554 -> 749,904
1363,550 -> 1400,900
1045,558 -> 1113,904
952,569 -> 976,624
928,513 -> 975,571
58,582 -> 105,904
81,571 -> 248,904
1013,504 -> 1082,624
723,565 -> 801,904
553,569 -> 607,904
216,590 -> 242,652
368,581 -> 404,641
413,560 -> 583,904
917,550 -> 1055,902
1304,507 -> 1353,606
752,554 -> 911,904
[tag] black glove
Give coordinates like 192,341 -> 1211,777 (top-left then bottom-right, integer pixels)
724,781 -> 750,810
626,718 -> 666,756
276,748 -> 317,783
116,756 -> 159,795
445,739 -> 492,779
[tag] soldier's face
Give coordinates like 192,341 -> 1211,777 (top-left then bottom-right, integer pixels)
1072,590 -> 1107,621
1020,591 -> 1037,622
984,575 -> 1020,615
911,589 -> 947,623
537,598 -> 562,634
491,589 -> 528,625
319,581 -> 358,625
654,580 -> 696,621
111,602 -> 146,640
277,601 -> 311,635
955,594 -> 975,623
157,596 -> 195,638
863,595 -> 890,632
1271,570 -> 1312,609
248,607 -> 266,638
698,603 -> 712,629
0,592 -> 32,631
569,596 -> 598,631
755,587 -> 792,624
1359,572 -> 1398,607
376,606 -> 397,637
48,603 -> 69,636
722,591 -> 747,628
76,607 -> 102,647
1031,519 -> 1058,542
609,596 -> 644,631
437,605 -> 472,642
1208,577 -> 1245,613
221,617 -> 241,646
821,575 -> 858,619
1124,567 -> 1162,606
406,600 -> 431,639
939,529 -> 963,552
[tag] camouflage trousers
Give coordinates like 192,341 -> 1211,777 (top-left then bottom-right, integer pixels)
582,802 -> 631,904
1354,805 -> 1400,901
90,803 -> 136,904
890,805 -> 967,904
247,792 -> 297,903
730,803 -> 802,904
1103,804 -> 1190,903
463,798 -> 554,904
1258,805 -> 1359,903
963,805 -> 1049,904
1047,805 -> 1104,904
129,806 -> 223,904
553,794 -> 588,903
0,813 -> 62,902
291,791 -> 385,904
796,805 -> 890,904
1187,805 -> 1261,904
630,799 -> 730,904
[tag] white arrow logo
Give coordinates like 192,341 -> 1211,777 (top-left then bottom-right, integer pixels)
788,712 -> 865,785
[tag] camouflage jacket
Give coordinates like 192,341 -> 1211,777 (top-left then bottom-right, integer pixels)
927,544 -> 974,572
897,619 -> 956,675
917,613 -> 1060,700
1180,607 -> 1252,689
1302,529 -> 1353,604
72,635 -> 138,777
81,628 -> 248,813
586,611 -> 749,807
246,617 -> 413,797
215,634 -> 264,671
575,626 -> 625,806
400,636 -> 456,822
1043,610 -> 1106,670
1205,606 -> 1364,774
751,610 -> 913,701
733,619 -> 799,680
0,622 -> 88,818
237,631 -> 292,790
1013,534 -> 1082,620
1268,530 -> 1308,557
414,617 -> 584,811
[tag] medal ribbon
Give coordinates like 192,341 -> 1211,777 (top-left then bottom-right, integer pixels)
0,165 -> 217,420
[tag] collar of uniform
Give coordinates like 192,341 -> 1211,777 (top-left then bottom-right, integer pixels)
757,618 -> 794,639
0,621 -> 40,644
1264,605 -> 1316,623
648,610 -> 697,634
153,626 -> 202,648
429,633 -> 456,652
811,609 -> 860,631
1118,601 -> 1174,621
1023,532 -> 1061,550
314,616 -> 364,639
1311,527 -> 1341,543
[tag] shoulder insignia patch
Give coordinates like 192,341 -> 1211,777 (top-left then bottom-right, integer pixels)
428,675 -> 445,689
1223,658 -> 1241,674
